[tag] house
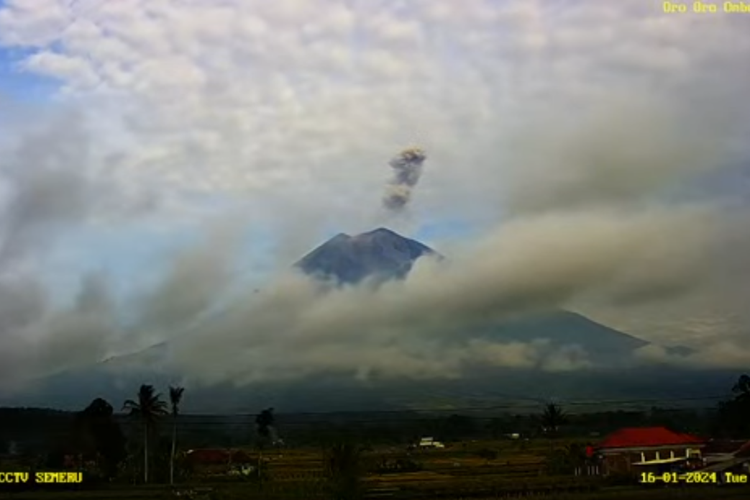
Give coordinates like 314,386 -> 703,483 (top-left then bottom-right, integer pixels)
595,427 -> 705,475
407,437 -> 445,450
702,439 -> 748,465
417,437 -> 445,448
699,439 -> 750,479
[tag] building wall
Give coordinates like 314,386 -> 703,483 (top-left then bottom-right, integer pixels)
603,454 -> 631,475
601,446 -> 701,475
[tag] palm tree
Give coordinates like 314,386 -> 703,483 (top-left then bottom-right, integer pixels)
540,403 -> 567,438
168,386 -> 185,486
123,384 -> 168,483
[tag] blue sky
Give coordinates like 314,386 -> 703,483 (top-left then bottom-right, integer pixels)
0,47 -> 59,102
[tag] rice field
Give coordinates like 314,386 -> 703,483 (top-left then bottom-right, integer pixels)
2,440 -> 749,499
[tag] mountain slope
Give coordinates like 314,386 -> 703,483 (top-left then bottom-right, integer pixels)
295,227 -> 650,365
295,227 -> 439,284
472,310 -> 649,365
9,227 -> 709,413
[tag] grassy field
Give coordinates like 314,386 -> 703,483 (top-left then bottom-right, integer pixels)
3,485 -> 750,500
2,439 -> 749,499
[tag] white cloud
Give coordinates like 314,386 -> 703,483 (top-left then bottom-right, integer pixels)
0,0 -> 750,386
1,0 -> 745,201
22,51 -> 100,88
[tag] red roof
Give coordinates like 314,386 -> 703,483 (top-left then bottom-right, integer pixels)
597,427 -> 705,450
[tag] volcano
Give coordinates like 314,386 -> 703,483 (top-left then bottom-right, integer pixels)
295,227 -> 440,284
7,227 -> 718,413
294,227 -> 648,363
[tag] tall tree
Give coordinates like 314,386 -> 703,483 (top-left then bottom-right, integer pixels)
715,374 -> 750,437
82,398 -> 127,479
256,407 -> 275,444
256,407 -> 277,452
254,408 -> 275,487
541,403 -> 567,438
123,384 -> 168,483
168,386 -> 185,486
63,398 -> 126,479
732,374 -> 750,403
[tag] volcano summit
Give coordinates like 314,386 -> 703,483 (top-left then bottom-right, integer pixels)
295,227 -> 440,284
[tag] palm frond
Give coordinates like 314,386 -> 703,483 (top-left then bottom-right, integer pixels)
169,386 -> 185,415
124,384 -> 169,423
122,399 -> 140,413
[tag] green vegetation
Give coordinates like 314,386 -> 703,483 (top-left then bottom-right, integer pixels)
715,374 -> 750,437
122,384 -> 169,483
541,403 -> 567,438
2,374 -> 750,498
168,386 -> 185,486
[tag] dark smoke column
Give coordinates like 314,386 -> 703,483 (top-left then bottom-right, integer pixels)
382,147 -> 427,212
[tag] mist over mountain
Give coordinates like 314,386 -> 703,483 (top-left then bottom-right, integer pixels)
2,227 -> 717,413
295,228 -> 658,365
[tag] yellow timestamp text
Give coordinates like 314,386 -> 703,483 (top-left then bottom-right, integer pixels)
664,1 -> 750,13
0,472 -> 83,484
640,471 -> 749,484
641,471 -> 717,484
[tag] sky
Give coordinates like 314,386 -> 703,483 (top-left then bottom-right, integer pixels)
1,0 -> 750,391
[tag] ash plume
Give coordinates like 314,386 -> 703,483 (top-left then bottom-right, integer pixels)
382,147 -> 426,211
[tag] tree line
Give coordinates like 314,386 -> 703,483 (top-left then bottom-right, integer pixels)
2,374 -> 750,487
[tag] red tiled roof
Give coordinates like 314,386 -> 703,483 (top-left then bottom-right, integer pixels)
597,427 -> 705,450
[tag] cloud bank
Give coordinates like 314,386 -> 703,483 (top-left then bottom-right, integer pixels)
0,0 -> 749,391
